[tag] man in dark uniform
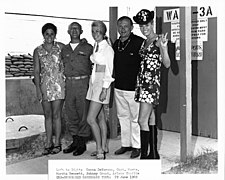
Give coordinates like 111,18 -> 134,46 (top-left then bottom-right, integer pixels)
61,22 -> 93,156
113,16 -> 144,159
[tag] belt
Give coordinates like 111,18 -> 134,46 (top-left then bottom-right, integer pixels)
96,64 -> 105,72
67,75 -> 89,80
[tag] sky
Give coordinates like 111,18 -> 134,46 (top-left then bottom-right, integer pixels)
3,1 -> 152,54
2,0 -> 219,55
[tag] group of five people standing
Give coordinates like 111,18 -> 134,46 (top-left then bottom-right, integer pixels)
33,9 -> 170,160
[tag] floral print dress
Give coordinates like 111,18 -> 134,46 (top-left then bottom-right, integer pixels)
37,42 -> 65,102
134,37 -> 162,105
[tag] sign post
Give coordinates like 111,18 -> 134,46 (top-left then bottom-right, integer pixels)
179,7 -> 192,162
109,7 -> 118,138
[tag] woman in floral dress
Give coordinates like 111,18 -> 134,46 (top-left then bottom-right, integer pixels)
133,9 -> 171,159
33,23 -> 65,155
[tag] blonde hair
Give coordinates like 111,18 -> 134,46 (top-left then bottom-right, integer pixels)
92,20 -> 112,46
91,20 -> 107,35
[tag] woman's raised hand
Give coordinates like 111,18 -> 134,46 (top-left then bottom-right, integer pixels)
159,32 -> 168,48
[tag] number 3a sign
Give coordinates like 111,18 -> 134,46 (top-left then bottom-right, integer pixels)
197,6 -> 216,18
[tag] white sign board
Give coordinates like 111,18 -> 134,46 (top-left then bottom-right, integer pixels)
191,18 -> 208,41
175,39 -> 180,61
196,6 -> 216,18
163,6 -> 215,60
191,41 -> 203,60
163,8 -> 180,23
171,21 -> 180,43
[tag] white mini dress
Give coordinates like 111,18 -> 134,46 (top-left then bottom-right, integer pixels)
86,40 -> 114,104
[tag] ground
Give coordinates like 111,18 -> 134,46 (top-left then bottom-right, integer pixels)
6,133 -> 218,174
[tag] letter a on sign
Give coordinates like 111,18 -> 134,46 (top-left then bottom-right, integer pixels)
164,8 -> 180,22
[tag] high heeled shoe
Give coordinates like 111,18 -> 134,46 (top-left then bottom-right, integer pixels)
96,151 -> 106,160
91,150 -> 109,156
42,144 -> 54,155
51,144 -> 62,154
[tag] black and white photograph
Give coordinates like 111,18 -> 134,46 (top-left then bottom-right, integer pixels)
1,0 -> 225,180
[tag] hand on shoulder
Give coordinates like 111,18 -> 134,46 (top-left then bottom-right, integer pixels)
57,42 -> 65,49
81,38 -> 88,43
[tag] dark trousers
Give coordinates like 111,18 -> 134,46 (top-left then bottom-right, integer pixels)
65,77 -> 91,138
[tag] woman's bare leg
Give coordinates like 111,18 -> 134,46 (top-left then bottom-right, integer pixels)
138,102 -> 153,131
149,109 -> 155,125
52,99 -> 64,146
87,101 -> 103,154
42,101 -> 53,147
98,107 -> 108,152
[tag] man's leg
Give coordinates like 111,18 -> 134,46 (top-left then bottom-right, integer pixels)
73,78 -> 91,156
63,80 -> 79,154
114,89 -> 132,155
125,91 -> 141,158
126,91 -> 140,149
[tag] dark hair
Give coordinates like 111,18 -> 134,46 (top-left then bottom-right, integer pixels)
42,23 -> 57,35
117,16 -> 133,26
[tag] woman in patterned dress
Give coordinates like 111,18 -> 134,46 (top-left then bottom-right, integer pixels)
133,9 -> 171,159
33,23 -> 65,155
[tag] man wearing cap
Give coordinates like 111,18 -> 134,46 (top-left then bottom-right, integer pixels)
61,22 -> 93,156
113,16 -> 144,159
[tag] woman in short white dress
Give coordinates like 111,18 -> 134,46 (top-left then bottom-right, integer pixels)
86,21 -> 114,159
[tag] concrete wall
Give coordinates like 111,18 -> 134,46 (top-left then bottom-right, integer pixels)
5,78 -> 70,136
6,78 -> 43,116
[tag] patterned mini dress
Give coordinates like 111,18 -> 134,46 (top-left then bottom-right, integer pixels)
134,37 -> 162,105
37,42 -> 66,102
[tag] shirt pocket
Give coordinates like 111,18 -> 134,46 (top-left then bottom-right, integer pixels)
63,54 -> 70,63
78,51 -> 87,56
